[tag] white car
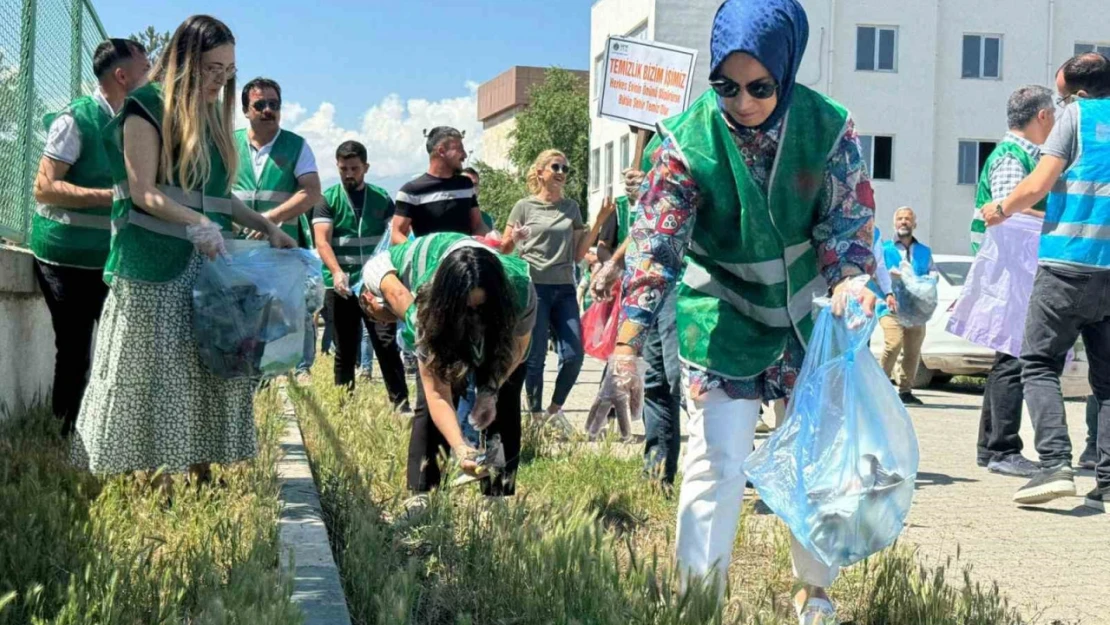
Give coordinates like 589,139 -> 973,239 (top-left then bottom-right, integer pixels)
869,254 -> 1090,394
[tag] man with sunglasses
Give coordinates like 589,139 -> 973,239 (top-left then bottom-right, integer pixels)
981,51 -> 1110,512
233,77 -> 323,379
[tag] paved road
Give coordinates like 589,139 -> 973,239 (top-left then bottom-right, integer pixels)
542,354 -> 1107,625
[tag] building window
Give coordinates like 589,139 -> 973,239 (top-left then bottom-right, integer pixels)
856,26 -> 897,72
962,35 -> 1002,79
593,54 -> 604,100
958,140 -> 997,185
590,147 -> 600,192
620,134 -> 631,172
626,21 -> 648,40
604,141 -> 614,198
1075,42 -> 1110,56
859,135 -> 894,181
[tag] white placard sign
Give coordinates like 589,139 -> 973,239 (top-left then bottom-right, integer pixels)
597,36 -> 699,130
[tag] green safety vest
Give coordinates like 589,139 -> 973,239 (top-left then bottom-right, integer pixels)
103,82 -> 236,284
232,128 -> 313,247
658,86 -> 848,378
971,139 -> 1042,254
321,182 -> 392,288
388,232 -> 533,352
30,96 -> 113,268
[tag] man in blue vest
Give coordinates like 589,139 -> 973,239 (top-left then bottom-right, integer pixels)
981,52 -> 1110,511
879,207 -> 937,406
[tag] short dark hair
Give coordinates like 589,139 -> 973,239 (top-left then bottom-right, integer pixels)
425,126 -> 464,154
92,38 -> 146,80
241,77 -> 282,111
461,167 -> 479,180
336,140 -> 367,163
1007,85 -> 1054,129
1060,52 -> 1110,97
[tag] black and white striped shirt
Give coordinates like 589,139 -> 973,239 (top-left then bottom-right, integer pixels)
394,173 -> 478,236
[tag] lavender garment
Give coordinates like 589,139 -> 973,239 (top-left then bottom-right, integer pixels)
946,214 -> 1042,357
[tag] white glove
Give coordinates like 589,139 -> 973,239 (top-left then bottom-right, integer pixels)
623,168 -> 645,201
589,261 -> 621,302
586,354 -> 644,442
486,230 -> 503,244
511,225 -> 532,242
186,220 -> 228,260
333,270 -> 352,298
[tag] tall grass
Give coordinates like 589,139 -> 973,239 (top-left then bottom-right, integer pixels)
292,360 -> 1029,625
0,388 -> 301,625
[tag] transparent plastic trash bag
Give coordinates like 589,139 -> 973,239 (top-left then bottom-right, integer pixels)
744,297 -> 920,569
891,261 -> 938,327
193,241 -> 313,379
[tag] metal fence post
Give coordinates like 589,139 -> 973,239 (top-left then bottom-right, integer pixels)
70,0 -> 82,99
17,0 -> 38,245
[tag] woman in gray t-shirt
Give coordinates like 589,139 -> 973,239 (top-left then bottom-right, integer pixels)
501,149 -> 613,431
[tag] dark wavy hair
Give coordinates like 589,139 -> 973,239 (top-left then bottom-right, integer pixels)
415,246 -> 518,390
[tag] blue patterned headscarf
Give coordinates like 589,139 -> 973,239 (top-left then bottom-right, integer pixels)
710,0 -> 809,131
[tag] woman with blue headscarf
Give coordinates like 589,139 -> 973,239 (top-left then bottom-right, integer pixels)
605,1 -> 877,622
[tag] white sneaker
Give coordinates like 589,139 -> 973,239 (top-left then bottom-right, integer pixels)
796,597 -> 837,625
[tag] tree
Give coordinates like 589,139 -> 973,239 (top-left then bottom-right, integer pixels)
507,68 -> 590,216
473,161 -> 527,230
129,26 -> 172,65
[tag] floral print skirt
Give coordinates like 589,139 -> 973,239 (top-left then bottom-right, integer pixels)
71,254 -> 257,475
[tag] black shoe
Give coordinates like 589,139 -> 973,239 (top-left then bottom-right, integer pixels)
899,391 -> 924,406
1013,464 -> 1075,505
1084,487 -> 1107,512
395,400 -> 413,415
976,456 -> 991,468
1078,445 -> 1098,470
988,454 -> 1040,478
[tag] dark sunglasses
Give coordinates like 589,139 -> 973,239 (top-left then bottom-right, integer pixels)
550,163 -> 572,174
709,77 -> 778,100
251,98 -> 281,112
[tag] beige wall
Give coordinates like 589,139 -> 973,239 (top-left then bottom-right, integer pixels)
0,247 -> 55,420
481,115 -> 518,172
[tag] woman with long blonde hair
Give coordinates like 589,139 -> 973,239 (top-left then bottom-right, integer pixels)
72,15 -> 296,490
501,149 -> 613,433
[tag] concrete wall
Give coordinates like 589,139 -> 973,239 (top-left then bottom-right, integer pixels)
0,246 -> 54,419
481,113 -> 518,171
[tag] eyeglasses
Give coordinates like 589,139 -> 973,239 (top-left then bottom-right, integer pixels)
1055,93 -> 1077,107
709,76 -> 778,100
203,64 -> 236,83
550,163 -> 572,174
251,98 -> 281,112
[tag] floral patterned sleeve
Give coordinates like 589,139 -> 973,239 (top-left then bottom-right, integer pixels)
811,117 -> 877,285
618,138 -> 700,351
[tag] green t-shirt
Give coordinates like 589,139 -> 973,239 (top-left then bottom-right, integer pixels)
507,196 -> 585,285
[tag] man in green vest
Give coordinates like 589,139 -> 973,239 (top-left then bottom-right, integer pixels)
30,38 -> 149,436
313,140 -> 410,412
233,77 -> 323,379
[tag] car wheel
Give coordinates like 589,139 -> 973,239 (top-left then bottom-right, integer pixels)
912,360 -> 935,389
929,374 -> 954,388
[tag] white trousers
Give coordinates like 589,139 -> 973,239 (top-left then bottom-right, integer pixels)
675,373 -> 839,594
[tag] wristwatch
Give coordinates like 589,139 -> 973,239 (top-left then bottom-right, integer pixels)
994,202 -> 1007,219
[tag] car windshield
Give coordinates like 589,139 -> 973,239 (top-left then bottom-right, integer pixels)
936,261 -> 970,287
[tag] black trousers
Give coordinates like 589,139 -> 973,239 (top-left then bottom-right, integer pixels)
33,260 -> 109,436
325,289 -> 408,406
407,363 -> 526,496
976,352 -> 1026,463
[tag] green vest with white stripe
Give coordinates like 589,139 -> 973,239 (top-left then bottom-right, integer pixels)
103,82 -> 236,284
388,232 -> 533,352
321,182 -> 391,288
232,128 -> 312,247
971,139 -> 1042,254
659,86 -> 848,378
30,96 -> 113,268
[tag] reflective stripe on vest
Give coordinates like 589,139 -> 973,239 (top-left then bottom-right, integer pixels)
35,204 -> 111,229
112,181 -> 234,239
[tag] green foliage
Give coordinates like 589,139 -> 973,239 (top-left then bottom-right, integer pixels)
507,68 -> 590,215
129,26 -> 172,66
472,161 -> 526,230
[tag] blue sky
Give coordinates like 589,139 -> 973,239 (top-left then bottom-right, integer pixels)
95,0 -> 594,190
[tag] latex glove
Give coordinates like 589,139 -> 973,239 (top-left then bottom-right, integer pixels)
831,274 -> 877,325
623,168 -> 645,201
468,390 -> 498,431
511,224 -> 532,242
885,293 -> 898,314
333,270 -> 352,298
585,354 -> 643,442
453,443 -> 487,477
486,230 -> 502,244
589,261 -> 621,302
186,220 -> 228,260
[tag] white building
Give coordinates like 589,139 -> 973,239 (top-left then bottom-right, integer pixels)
589,0 -> 1110,254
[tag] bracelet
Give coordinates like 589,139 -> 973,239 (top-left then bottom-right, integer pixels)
995,202 -> 1007,219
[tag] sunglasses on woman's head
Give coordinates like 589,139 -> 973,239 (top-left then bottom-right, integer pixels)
709,76 -> 778,100
549,163 -> 572,174
251,98 -> 281,112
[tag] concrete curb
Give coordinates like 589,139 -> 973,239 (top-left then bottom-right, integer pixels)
276,386 -> 352,625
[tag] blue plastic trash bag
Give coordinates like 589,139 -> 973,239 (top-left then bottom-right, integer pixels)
891,261 -> 937,327
299,249 -> 325,315
193,241 -> 312,379
744,297 -> 920,569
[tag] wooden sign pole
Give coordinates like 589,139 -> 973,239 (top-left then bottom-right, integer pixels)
631,125 -> 656,171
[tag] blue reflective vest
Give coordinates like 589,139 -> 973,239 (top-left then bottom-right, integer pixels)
884,239 -> 933,277
1042,99 -> 1110,270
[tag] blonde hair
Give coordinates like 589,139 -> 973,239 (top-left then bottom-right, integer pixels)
526,149 -> 567,196
151,15 -> 237,192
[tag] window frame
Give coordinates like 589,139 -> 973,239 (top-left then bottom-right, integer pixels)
858,134 -> 895,181
962,34 -> 1003,80
626,21 -> 648,40
855,25 -> 899,73
619,134 -> 631,172
1075,42 -> 1110,56
593,53 -> 605,100
957,139 -> 998,186
590,147 -> 601,192
604,141 -> 615,199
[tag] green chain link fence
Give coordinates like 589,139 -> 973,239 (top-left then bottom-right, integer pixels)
0,0 -> 108,246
